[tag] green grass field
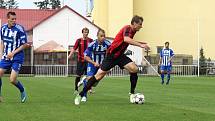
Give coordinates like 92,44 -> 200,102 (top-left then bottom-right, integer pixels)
0,76 -> 215,121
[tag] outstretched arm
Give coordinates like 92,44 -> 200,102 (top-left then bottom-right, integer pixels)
124,36 -> 149,49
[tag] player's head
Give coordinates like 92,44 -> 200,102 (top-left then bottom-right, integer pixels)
7,11 -> 16,27
97,29 -> 105,43
131,15 -> 144,31
165,42 -> 169,49
82,27 -> 89,39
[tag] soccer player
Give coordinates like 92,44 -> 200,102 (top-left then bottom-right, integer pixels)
80,29 -> 111,102
158,42 -> 174,85
0,11 -> 29,103
75,15 -> 149,105
68,27 -> 93,94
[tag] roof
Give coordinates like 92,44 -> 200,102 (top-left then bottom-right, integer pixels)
0,5 -> 101,32
0,8 -> 56,31
35,40 -> 66,53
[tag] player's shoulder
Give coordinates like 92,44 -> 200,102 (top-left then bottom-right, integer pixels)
14,24 -> 25,32
103,39 -> 111,45
88,40 -> 97,47
1,23 -> 8,29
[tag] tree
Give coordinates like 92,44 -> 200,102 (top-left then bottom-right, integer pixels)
50,0 -> 60,9
199,47 -> 207,75
34,0 -> 61,9
6,0 -> 19,9
0,0 -> 18,9
0,0 -> 6,8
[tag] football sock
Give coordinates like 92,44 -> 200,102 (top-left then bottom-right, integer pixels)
79,76 -> 98,97
161,73 -> 165,81
130,73 -> 138,94
75,77 -> 81,91
167,74 -> 170,81
14,81 -> 24,93
83,79 -> 87,97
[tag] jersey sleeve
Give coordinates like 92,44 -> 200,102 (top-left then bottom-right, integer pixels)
19,26 -> 27,45
123,26 -> 131,37
0,27 -> 2,41
160,50 -> 163,57
84,42 -> 94,57
170,49 -> 174,57
73,39 -> 80,50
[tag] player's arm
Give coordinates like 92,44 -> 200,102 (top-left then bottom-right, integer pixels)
84,48 -> 100,67
0,40 -> 4,58
124,37 -> 149,49
168,50 -> 175,62
158,57 -> 162,66
68,39 -> 79,59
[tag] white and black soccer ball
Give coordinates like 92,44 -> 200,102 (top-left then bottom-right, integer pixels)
134,93 -> 145,104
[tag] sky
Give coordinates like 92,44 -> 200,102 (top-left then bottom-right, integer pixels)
16,0 -> 86,16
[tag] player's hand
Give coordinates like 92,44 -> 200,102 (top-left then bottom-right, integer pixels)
94,63 -> 100,67
7,52 -> 14,59
25,42 -> 33,48
140,43 -> 150,50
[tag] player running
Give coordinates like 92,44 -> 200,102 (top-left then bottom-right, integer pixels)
75,15 -> 149,105
0,11 -> 29,103
158,42 -> 174,85
79,29 -> 111,102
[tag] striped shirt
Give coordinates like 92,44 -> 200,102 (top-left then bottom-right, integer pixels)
107,25 -> 136,58
84,39 -> 111,64
160,48 -> 174,66
73,37 -> 93,62
0,23 -> 27,60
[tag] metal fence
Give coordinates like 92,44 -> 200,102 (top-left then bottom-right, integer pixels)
16,64 -> 199,77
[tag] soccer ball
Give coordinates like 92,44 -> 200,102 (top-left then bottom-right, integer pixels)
134,93 -> 145,104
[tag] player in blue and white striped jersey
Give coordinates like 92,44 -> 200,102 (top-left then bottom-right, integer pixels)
79,29 -> 111,102
159,42 -> 174,85
0,12 -> 30,103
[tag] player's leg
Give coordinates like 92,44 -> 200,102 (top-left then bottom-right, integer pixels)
118,55 -> 138,103
160,66 -> 166,84
74,61 -> 84,93
11,62 -> 27,103
118,55 -> 138,94
166,66 -> 172,85
75,55 -> 114,105
0,69 -> 5,102
0,60 -> 9,102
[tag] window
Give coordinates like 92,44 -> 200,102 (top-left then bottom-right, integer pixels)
157,46 -> 163,54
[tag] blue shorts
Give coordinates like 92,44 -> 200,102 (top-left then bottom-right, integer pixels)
87,64 -> 99,77
0,59 -> 23,72
160,65 -> 172,72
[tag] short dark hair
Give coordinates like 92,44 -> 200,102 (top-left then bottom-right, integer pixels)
82,27 -> 89,33
165,42 -> 169,45
131,15 -> 143,25
97,29 -> 105,36
7,11 -> 16,18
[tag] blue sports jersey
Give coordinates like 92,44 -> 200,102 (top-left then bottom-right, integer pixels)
0,23 -> 27,61
160,48 -> 174,66
84,39 -> 111,65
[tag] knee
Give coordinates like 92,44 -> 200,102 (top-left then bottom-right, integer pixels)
129,66 -> 138,73
95,71 -> 106,80
9,77 -> 16,84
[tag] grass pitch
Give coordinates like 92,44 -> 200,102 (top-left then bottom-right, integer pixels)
0,76 -> 215,121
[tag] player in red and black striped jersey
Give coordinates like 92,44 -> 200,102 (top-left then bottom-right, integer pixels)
68,27 -> 93,93
75,15 -> 149,105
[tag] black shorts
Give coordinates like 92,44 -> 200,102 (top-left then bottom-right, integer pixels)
100,54 -> 133,71
76,61 -> 87,76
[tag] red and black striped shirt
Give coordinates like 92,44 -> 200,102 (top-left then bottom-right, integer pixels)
107,25 -> 136,58
73,37 -> 93,62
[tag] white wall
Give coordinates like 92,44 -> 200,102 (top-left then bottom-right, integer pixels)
33,7 -> 99,49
